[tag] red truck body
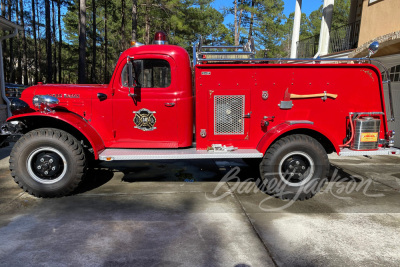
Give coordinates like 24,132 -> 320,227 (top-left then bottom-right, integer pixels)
12,45 -> 388,157
3,34 -> 397,199
195,63 -> 387,153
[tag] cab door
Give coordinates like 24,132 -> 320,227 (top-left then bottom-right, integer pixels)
112,55 -> 179,148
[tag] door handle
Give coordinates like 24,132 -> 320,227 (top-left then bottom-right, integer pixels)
165,102 -> 175,107
97,93 -> 107,101
243,112 -> 252,118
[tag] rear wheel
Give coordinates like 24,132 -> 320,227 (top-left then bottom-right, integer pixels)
259,134 -> 329,200
10,128 -> 86,197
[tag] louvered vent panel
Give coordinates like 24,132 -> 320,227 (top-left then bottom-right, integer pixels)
214,95 -> 245,135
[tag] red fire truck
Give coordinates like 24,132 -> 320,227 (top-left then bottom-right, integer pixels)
1,32 -> 398,200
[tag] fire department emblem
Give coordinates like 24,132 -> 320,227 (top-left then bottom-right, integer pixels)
133,108 -> 157,131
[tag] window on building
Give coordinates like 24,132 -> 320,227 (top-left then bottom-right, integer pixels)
381,65 -> 400,82
121,59 -> 171,88
369,0 -> 383,4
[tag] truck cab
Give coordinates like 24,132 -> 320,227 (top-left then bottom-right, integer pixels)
108,44 -> 193,148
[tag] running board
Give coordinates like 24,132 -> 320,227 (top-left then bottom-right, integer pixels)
339,147 -> 400,156
99,148 -> 263,161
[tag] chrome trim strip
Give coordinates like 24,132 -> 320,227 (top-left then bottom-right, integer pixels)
349,112 -> 384,116
286,120 -> 314,125
99,148 -> 263,161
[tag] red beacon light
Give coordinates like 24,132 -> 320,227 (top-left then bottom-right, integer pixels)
153,31 -> 168,45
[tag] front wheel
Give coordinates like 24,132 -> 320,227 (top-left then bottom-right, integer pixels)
10,128 -> 87,197
259,134 -> 329,200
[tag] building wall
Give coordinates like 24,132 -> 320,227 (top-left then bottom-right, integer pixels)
358,0 -> 400,46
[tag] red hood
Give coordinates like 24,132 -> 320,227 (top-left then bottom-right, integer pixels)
20,83 -> 110,119
27,83 -> 108,98
21,84 -> 109,104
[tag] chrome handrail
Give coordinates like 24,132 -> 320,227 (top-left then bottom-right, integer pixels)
197,57 -> 369,63
200,51 -> 255,55
370,59 -> 395,122
202,45 -> 244,49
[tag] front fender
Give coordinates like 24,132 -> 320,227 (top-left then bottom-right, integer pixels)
256,122 -> 340,155
7,112 -> 105,159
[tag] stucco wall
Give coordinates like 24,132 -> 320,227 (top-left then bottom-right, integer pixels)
358,0 -> 400,46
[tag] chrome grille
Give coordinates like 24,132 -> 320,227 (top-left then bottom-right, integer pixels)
214,95 -> 245,135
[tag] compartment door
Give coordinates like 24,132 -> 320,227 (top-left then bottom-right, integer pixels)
208,89 -> 251,141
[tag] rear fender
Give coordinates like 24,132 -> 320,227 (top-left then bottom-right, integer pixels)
7,112 -> 105,159
257,122 -> 339,155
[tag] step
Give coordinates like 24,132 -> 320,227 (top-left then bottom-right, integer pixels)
99,148 -> 263,161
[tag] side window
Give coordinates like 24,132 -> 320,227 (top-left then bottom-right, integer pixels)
121,59 -> 171,88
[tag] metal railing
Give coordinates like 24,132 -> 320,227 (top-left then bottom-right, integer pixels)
329,20 -> 361,53
193,35 -> 256,67
297,35 -> 319,58
297,20 -> 361,58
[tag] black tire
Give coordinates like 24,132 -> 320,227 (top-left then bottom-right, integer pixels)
10,128 -> 86,198
259,134 -> 329,200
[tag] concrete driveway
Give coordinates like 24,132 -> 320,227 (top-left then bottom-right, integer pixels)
0,144 -> 399,267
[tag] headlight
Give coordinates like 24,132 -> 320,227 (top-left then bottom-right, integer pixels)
10,98 -> 30,115
33,95 -> 59,113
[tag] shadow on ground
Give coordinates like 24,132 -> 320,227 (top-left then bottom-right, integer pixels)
74,158 -> 359,195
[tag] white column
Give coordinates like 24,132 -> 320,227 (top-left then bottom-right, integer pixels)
290,0 -> 302,58
316,0 -> 335,57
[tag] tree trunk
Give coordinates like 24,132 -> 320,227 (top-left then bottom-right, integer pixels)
52,0 -> 57,83
1,1 -> 5,79
121,0 -> 125,50
248,0 -> 254,41
237,0 -> 244,44
91,0 -> 96,83
234,0 -> 238,46
78,0 -> 86,84
45,0 -> 52,83
131,0 -> 137,42
104,0 -> 108,83
58,0 -> 62,83
8,0 -> 14,83
51,0 -> 57,82
144,0 -> 150,44
35,0 -> 41,81
19,0 -> 28,85
16,0 -> 22,84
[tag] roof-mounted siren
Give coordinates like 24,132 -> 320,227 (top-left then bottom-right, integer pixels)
154,31 -> 168,45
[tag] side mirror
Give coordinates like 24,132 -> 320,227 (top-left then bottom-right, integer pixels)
368,41 -> 379,58
127,61 -> 136,88
127,60 -> 137,98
